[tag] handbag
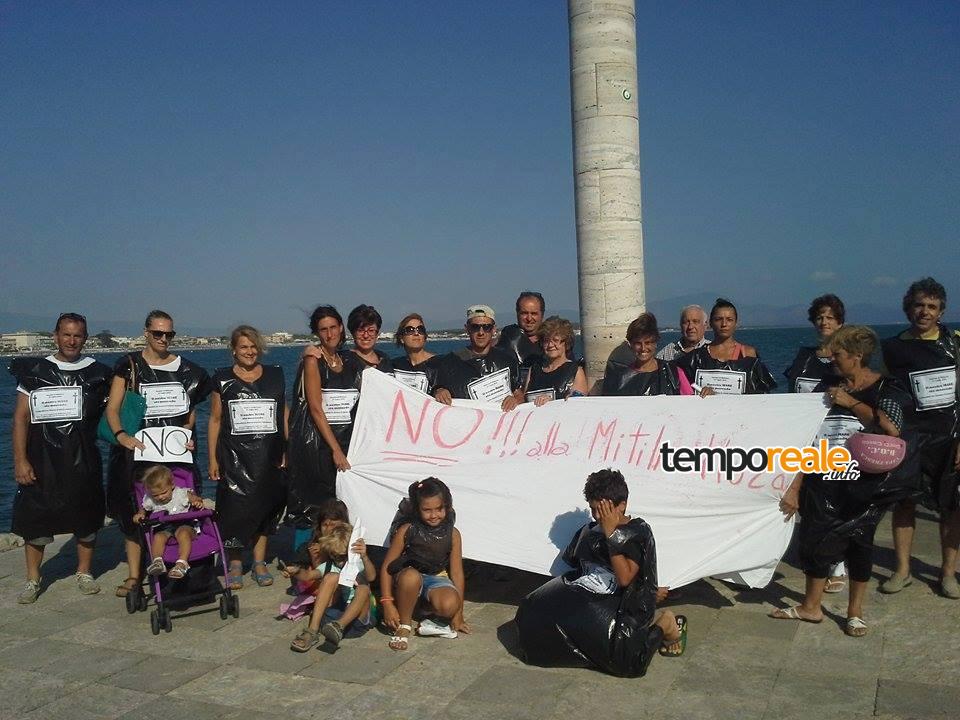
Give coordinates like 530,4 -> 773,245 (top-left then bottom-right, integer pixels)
97,355 -> 146,445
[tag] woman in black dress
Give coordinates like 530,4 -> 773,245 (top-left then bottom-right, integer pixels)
601,313 -> 699,397
208,326 -> 287,589
784,294 -> 845,394
104,309 -> 212,597
391,313 -> 440,395
524,316 -> 587,404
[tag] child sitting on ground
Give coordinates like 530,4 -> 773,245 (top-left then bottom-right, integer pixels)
282,500 -> 376,652
133,465 -> 204,580
380,477 -> 469,651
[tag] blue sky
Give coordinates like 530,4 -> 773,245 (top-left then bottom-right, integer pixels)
1,1 -> 957,332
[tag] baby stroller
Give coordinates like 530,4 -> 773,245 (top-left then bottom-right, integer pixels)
126,466 -> 239,634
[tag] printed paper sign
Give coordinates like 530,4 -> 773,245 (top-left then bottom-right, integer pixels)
29,386 -> 83,423
816,415 -> 863,448
794,377 -> 822,394
134,426 -> 193,464
141,382 -> 190,419
338,520 -> 366,589
322,388 -> 360,425
467,368 -> 511,403
339,370 -> 830,589
393,369 -> 429,394
695,369 -> 747,395
228,399 -> 278,435
526,388 -> 556,404
909,367 -> 957,411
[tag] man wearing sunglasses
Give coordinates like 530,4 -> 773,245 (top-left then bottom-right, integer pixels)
433,305 -> 522,412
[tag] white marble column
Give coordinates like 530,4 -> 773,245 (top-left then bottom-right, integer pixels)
568,0 -> 645,383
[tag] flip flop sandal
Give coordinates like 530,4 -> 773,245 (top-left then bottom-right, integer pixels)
389,624 -> 413,651
227,563 -> 244,590
251,561 -> 274,587
291,628 -> 319,652
659,615 -> 688,657
824,576 -> 846,594
321,621 -> 344,648
115,577 -> 139,598
768,606 -> 824,623
845,617 -> 867,637
168,560 -> 190,580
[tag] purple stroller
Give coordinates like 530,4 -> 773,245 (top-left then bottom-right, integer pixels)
127,466 -> 239,634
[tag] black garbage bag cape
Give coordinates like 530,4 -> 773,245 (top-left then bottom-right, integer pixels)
675,345 -> 777,394
391,354 -> 442,396
601,359 -> 682,397
784,346 -> 842,393
526,359 -> 580,400
9,356 -> 112,540
285,351 -> 362,527
212,365 -> 287,548
434,346 -> 520,400
105,353 -> 212,536
516,517 -> 663,677
799,378 -> 921,569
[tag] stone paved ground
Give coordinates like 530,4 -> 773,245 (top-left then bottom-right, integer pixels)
1,511 -> 958,720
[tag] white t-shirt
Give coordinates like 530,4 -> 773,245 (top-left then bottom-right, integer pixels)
141,486 -> 192,515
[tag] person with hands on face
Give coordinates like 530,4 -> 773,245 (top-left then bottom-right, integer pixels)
105,309 -> 212,598
9,312 -> 112,603
773,326 -> 910,636
515,469 -> 685,677
524,316 -> 588,406
208,325 -> 288,590
380,477 -> 469,651
434,305 -> 522,412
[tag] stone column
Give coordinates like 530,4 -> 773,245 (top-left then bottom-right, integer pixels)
568,0 -> 645,384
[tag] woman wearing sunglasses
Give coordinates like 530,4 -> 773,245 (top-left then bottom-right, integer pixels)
105,309 -> 212,598
391,313 -> 440,395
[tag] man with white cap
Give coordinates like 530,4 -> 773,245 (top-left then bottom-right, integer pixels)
434,304 -> 521,412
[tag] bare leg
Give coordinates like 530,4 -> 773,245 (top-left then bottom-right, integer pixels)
252,534 -> 268,565
770,575 -> 826,622
939,509 -> 960,578
847,579 -> 868,620
125,536 -> 143,581
426,586 -> 462,622
150,531 -> 170,560
307,573 -> 341,632
76,538 -> 95,575
890,499 -> 916,578
394,568 -> 422,627
24,543 -> 44,582
656,610 -> 680,646
175,526 -> 194,563
336,584 -> 371,629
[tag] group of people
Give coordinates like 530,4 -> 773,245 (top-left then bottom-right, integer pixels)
7,277 -> 959,676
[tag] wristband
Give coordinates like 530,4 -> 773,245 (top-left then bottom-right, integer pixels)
114,429 -> 126,439
379,596 -> 395,603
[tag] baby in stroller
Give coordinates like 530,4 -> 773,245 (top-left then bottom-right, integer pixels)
133,465 -> 204,579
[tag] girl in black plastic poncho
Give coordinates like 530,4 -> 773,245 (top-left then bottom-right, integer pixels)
516,469 -> 686,677
380,478 -> 468,651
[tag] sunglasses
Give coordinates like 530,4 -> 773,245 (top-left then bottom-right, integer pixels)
149,330 -> 177,340
401,325 -> 427,336
468,322 -> 495,333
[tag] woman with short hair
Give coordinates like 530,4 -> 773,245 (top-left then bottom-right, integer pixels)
346,304 -> 393,373
774,326 -> 911,636
524,316 -> 588,404
208,325 -> 288,589
785,294 -> 846,393
601,313 -> 699,397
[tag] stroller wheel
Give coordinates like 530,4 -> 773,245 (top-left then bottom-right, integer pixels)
138,592 -> 149,612
162,608 -> 173,633
229,594 -> 240,619
219,594 -> 230,620
150,610 -> 160,636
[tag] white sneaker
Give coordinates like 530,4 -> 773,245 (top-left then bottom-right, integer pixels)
17,578 -> 41,604
76,572 -> 101,595
417,618 -> 457,638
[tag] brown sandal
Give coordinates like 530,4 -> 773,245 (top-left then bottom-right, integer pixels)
115,577 -> 139,597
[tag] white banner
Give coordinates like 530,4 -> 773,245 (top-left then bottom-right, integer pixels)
339,370 -> 829,588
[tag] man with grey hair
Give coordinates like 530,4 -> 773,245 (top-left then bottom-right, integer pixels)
656,305 -> 709,361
